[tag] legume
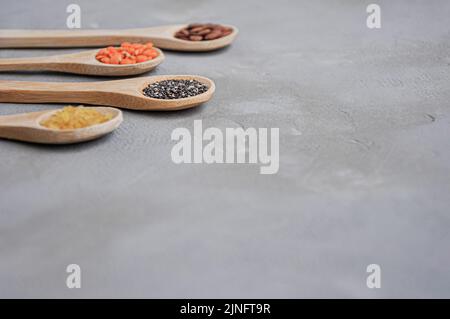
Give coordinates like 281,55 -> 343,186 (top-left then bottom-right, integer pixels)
95,42 -> 159,65
175,23 -> 233,41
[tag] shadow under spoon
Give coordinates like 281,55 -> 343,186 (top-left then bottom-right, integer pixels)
0,48 -> 164,76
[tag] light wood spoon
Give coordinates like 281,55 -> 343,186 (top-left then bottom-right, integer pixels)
0,48 -> 164,76
0,107 -> 122,144
0,75 -> 215,111
0,24 -> 238,52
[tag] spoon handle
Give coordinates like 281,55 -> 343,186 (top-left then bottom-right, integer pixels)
0,80 -> 117,105
0,29 -> 139,48
0,111 -> 46,143
0,27 -> 176,48
0,56 -> 63,72
0,110 -> 46,126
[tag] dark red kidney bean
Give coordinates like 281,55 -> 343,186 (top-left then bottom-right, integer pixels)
204,30 -> 222,40
189,35 -> 203,41
175,23 -> 233,41
198,28 -> 212,36
191,26 -> 206,33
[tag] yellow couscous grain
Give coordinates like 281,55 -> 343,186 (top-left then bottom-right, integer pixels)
40,106 -> 112,130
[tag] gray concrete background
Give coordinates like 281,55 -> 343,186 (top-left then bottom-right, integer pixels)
0,0 -> 449,298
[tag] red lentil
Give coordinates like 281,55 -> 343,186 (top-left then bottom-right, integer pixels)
95,42 -> 159,65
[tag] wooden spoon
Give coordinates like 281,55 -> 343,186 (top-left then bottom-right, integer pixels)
0,48 -> 164,76
0,107 -> 122,144
0,24 -> 238,52
0,75 -> 215,111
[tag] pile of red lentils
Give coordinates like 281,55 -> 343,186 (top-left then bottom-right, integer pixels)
95,42 -> 159,65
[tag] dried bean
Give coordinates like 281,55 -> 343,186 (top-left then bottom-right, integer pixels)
174,23 -> 233,41
198,28 -> 212,35
191,26 -> 206,33
189,35 -> 203,41
204,30 -> 222,40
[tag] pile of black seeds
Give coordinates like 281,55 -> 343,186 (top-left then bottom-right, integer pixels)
143,79 -> 209,99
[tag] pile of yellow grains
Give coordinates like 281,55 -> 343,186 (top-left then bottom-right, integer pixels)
40,106 -> 112,130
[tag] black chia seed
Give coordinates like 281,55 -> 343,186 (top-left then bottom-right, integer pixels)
143,79 -> 209,99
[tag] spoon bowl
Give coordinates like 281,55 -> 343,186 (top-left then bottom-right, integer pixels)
0,107 -> 122,144
0,24 -> 239,52
0,48 -> 165,76
0,75 -> 215,111
136,75 -> 216,110
151,24 -> 239,52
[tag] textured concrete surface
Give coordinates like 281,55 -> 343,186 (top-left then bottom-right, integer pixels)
0,0 -> 449,298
